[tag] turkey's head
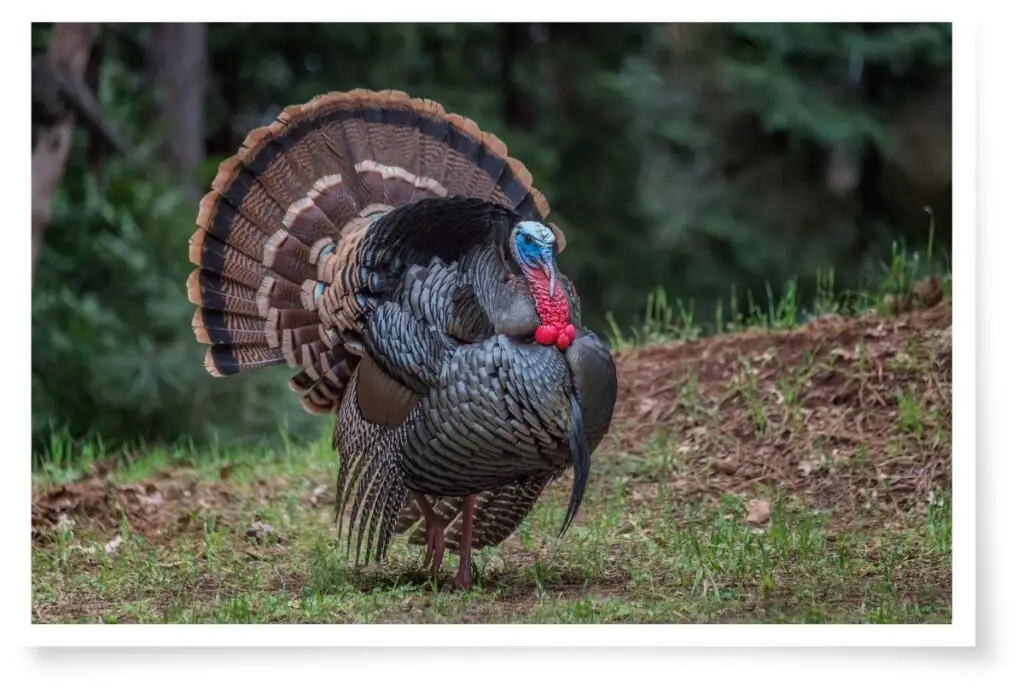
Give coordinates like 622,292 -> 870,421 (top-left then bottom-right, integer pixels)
511,221 -> 576,351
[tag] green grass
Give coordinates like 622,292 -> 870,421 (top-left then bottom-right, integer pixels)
32,416 -> 951,624
605,225 -> 952,353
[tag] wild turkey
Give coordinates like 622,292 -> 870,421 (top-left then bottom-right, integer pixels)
186,89 -> 618,588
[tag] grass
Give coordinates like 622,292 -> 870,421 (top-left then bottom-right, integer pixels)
31,439 -> 951,624
31,261 -> 953,624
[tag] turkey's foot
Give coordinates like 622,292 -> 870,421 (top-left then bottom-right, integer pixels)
453,494 -> 477,590
415,493 -> 446,575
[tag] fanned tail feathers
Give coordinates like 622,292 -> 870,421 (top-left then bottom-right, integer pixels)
187,89 -> 562,415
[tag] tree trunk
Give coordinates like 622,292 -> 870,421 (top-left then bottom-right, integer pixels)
148,23 -> 207,204
31,23 -> 101,276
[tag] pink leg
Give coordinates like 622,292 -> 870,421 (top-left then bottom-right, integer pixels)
415,493 -> 446,576
453,494 -> 477,590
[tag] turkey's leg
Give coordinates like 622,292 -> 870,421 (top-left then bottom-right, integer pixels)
415,493 -> 446,575
454,494 -> 477,590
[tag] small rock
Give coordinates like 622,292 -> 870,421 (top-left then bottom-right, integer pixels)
745,499 -> 772,525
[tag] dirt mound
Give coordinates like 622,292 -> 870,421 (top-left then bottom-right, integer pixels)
609,299 -> 952,522
30,468 -> 306,543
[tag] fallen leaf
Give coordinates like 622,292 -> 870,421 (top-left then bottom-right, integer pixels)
830,347 -> 858,361
245,520 -> 284,545
745,499 -> 771,524
104,534 -> 124,557
219,464 -> 238,480
912,275 -> 943,309
797,460 -> 819,477
139,491 -> 164,510
638,397 -> 659,418
712,457 -> 739,475
308,484 -> 329,507
56,512 -> 74,532
246,521 -> 274,539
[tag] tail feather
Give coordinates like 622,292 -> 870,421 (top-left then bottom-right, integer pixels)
188,88 -> 556,415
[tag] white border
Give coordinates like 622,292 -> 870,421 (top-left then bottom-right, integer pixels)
24,624 -> 973,648
9,1 -> 985,662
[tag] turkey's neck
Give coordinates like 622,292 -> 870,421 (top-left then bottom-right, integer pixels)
523,267 -> 575,351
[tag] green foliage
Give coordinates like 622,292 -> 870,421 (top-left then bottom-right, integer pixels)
608,22 -> 952,324
32,22 -> 953,453
32,45 -> 320,453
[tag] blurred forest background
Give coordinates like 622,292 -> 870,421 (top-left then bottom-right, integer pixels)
30,22 -> 952,457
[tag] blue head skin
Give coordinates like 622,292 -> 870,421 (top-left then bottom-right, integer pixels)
511,221 -> 559,297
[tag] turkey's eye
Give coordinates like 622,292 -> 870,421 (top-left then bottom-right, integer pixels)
522,234 -> 534,245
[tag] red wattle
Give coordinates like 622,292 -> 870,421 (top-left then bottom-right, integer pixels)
535,324 -> 558,346
524,266 -> 576,351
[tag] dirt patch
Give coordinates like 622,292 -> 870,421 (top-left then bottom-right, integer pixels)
30,467 -> 306,543
605,298 -> 952,524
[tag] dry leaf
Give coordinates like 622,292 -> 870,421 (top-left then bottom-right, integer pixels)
219,464 -> 238,480
912,275 -> 943,309
797,460 -> 820,477
308,484 -> 329,507
830,347 -> 858,361
246,521 -> 274,539
712,457 -> 739,475
139,491 -> 164,510
745,499 -> 771,524
56,512 -> 74,532
104,534 -> 123,557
